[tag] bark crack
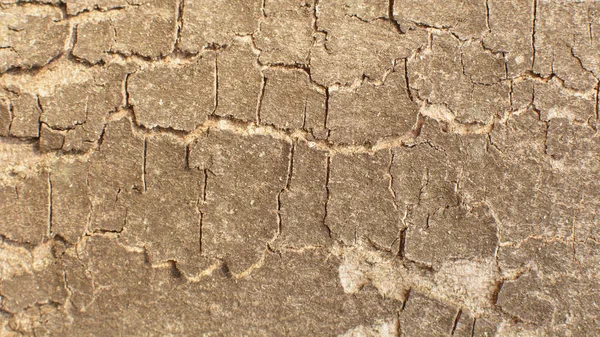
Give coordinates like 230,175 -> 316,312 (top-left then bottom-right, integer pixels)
322,155 -> 332,238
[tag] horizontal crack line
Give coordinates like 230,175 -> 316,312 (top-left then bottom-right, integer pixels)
117,109 -> 487,156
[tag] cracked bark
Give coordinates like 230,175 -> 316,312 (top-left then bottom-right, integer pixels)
1,1 -> 600,335
322,155 -> 332,238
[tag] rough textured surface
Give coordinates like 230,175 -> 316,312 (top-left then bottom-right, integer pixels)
1,0 -> 600,336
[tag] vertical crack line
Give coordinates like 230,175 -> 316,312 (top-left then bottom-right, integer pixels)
185,143 -> 191,170
301,98 -> 308,131
63,271 -> 75,309
543,121 -> 549,155
276,191 -> 283,236
491,278 -> 504,306
115,188 -> 122,204
531,0 -> 538,70
322,155 -> 332,238
323,87 -> 330,135
69,23 -> 78,54
97,123 -> 107,146
459,47 -> 468,79
595,80 -> 599,121
395,310 -> 402,337
531,85 -> 540,120
388,0 -> 404,34
285,142 -> 295,190
401,288 -> 411,311
6,100 -> 13,135
509,80 -> 514,108
213,52 -> 219,115
485,0 -> 491,34
84,99 -> 90,124
450,308 -> 462,336
142,137 -> 147,193
175,0 -> 185,49
404,59 -> 414,102
47,172 -> 53,239
387,149 -> 399,210
256,75 -> 267,124
198,169 -> 208,254
123,73 -> 132,108
398,228 -> 407,258
276,143 -> 294,237
470,318 -> 476,337
311,0 -> 331,56
36,94 -> 44,138
112,24 -> 118,46
312,0 -> 319,32
202,169 -> 209,202
260,0 -> 266,18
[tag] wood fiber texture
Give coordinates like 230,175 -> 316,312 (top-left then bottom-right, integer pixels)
1,0 -> 600,336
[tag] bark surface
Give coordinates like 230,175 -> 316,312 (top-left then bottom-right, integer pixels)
1,0 -> 600,335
